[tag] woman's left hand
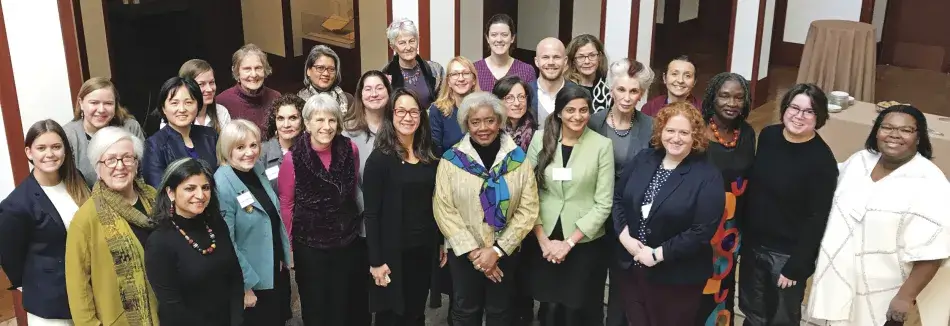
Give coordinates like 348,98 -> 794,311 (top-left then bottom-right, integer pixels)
439,245 -> 448,268
886,295 -> 914,322
633,246 -> 658,267
776,274 -> 798,289
472,248 -> 499,272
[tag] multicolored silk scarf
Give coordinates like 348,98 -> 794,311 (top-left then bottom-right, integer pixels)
444,143 -> 526,231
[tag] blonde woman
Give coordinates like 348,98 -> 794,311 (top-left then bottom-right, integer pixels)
428,56 -> 481,154
63,77 -> 145,187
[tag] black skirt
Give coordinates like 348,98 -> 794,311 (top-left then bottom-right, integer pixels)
242,266 -> 292,325
526,221 -> 609,309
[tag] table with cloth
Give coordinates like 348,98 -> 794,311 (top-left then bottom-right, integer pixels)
797,20 -> 877,102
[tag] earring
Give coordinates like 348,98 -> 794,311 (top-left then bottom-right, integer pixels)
169,201 -> 175,215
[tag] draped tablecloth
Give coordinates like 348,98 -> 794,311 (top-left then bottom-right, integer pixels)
797,20 -> 877,102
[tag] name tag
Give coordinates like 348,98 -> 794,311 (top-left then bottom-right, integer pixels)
237,192 -> 256,208
640,203 -> 652,220
553,167 -> 572,181
265,165 -> 280,180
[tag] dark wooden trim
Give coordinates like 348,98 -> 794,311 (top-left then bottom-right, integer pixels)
281,0 -> 294,57
557,0 -> 574,44
418,0 -> 430,59
72,0 -> 90,80
664,0 -> 679,27
386,0 -> 393,57
599,0 -> 607,40
879,0 -> 900,65
59,0 -> 83,105
627,0 -> 641,59
859,0 -> 875,23
454,0 -> 460,56
750,0 -> 768,108
753,75 -> 770,107
650,0 -> 657,61
725,0 -> 738,71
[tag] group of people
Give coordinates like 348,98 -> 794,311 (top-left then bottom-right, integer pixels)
1,12 -> 949,326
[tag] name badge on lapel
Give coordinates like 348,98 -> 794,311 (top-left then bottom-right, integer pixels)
265,166 -> 280,180
553,167 -> 572,181
237,191 -> 256,213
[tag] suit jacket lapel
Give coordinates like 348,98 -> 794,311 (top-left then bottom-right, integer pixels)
646,158 -> 693,222
222,166 -> 265,212
28,175 -> 66,231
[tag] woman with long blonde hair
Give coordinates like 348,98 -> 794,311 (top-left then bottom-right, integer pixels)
428,56 -> 481,154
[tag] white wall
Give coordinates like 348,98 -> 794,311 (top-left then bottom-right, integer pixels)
429,0 -> 456,66
458,0 -> 483,60
603,0 -> 633,63
758,0 -> 776,80
241,0 -> 286,56
783,0 -> 861,44
517,0 -> 560,50
390,0 -> 420,33
635,0 -> 655,67
871,0 -> 887,42
358,0 -> 389,70
679,0 -> 699,22
1,0 -> 76,197
572,0 -> 602,38
730,0 -> 759,80
655,0 -> 665,24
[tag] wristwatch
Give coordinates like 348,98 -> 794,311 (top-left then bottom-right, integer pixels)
492,246 -> 505,257
566,238 -> 576,248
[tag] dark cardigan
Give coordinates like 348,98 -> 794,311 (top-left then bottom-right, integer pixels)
291,134 -> 360,249
384,55 -> 438,104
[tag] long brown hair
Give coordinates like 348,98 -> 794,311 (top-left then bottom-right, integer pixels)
374,88 -> 437,163
343,70 -> 393,138
433,56 -> 481,117
73,77 -> 135,126
565,34 -> 608,84
179,59 -> 225,133
25,120 -> 90,204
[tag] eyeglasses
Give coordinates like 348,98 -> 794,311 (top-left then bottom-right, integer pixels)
786,106 -> 816,118
394,109 -> 421,118
99,155 -> 138,168
448,72 -> 474,80
312,65 -> 337,74
879,124 -> 917,137
574,52 -> 600,63
503,94 -> 527,104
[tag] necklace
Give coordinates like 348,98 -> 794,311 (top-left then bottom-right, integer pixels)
610,109 -> 636,137
171,218 -> 217,255
709,119 -> 740,148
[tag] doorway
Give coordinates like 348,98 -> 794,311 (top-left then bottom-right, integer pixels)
650,0 -> 734,99
879,0 -> 950,73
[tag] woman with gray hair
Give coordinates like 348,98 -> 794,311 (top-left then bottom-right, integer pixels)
276,93 -> 369,325
65,126 -> 161,325
217,43 -> 282,134
298,45 -> 355,113
433,91 -> 539,326
382,18 -> 445,110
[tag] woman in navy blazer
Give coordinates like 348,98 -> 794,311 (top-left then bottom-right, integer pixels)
612,102 -> 724,326
0,120 -> 91,324
214,120 -> 293,325
144,76 -> 219,187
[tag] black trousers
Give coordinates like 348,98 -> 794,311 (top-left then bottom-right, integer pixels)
738,245 -> 806,326
448,249 -> 520,326
375,246 -> 436,326
294,239 -> 370,326
242,266 -> 292,325
605,266 -> 627,326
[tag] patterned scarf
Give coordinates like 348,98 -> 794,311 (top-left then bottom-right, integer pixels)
92,178 -> 157,326
443,142 -> 526,231
504,117 -> 536,151
299,85 -> 349,113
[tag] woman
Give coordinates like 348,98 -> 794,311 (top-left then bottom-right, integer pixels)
259,94 -> 306,191
565,34 -> 611,113
696,72 -> 756,326
217,43 -> 282,134
65,126 -> 160,326
612,102 -> 724,326
145,158 -> 244,325
215,120 -> 294,325
430,56 -> 480,154
364,88 -> 440,325
63,77 -> 145,187
587,59 -> 655,326
343,70 -> 394,211
277,94 -> 369,325
298,45 -> 355,113
641,56 -> 701,117
739,83 -> 838,325
144,76 -> 219,187
525,85 -> 614,325
492,76 -> 537,151
0,120 -> 90,325
474,14 -> 537,92
161,59 -> 232,132
808,105 -> 950,326
382,18 -> 444,110
433,91 -> 538,326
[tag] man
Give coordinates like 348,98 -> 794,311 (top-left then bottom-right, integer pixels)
528,37 -> 575,128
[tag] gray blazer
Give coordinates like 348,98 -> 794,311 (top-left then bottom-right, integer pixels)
587,109 -> 653,178
63,118 -> 145,187
257,138 -> 286,192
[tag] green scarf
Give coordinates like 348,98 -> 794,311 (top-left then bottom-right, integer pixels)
92,178 -> 157,326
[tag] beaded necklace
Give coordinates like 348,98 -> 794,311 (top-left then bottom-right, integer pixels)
171,218 -> 217,255
709,119 -> 740,148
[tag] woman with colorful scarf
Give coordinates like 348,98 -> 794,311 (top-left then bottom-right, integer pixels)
433,91 -> 539,326
65,126 -> 160,326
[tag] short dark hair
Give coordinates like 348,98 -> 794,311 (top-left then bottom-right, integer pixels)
865,104 -> 933,160
374,88 -> 437,163
265,93 -> 306,139
667,55 -> 694,71
485,13 -> 516,35
155,76 -> 203,123
701,72 -> 751,127
151,158 -> 221,225
779,83 -> 830,129
491,75 -> 536,129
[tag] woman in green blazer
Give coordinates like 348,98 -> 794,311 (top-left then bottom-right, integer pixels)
525,85 -> 615,325
214,120 -> 293,325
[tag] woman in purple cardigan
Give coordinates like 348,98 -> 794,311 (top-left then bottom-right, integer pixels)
474,14 -> 537,92
276,93 -> 369,326
217,43 -> 282,135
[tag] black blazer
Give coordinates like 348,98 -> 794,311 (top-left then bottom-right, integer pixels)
0,174 -> 76,319
612,148 -> 724,284
143,125 -> 218,187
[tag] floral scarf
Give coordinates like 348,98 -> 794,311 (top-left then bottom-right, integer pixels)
504,116 -> 536,151
443,142 -> 526,231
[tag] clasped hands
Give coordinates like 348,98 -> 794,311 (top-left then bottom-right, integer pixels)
469,247 -> 504,283
538,238 -> 572,264
619,229 -> 661,267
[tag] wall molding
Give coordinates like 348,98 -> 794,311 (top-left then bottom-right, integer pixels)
750,0 -> 768,108
59,0 -> 84,105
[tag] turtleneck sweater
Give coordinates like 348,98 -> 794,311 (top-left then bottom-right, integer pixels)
216,85 -> 281,136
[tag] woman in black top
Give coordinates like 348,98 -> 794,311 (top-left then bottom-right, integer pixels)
738,83 -> 838,325
697,73 -> 757,325
364,88 -> 441,325
145,158 -> 244,326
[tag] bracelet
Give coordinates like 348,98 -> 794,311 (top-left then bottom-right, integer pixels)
566,239 -> 576,248
492,246 -> 504,257
651,248 -> 658,262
